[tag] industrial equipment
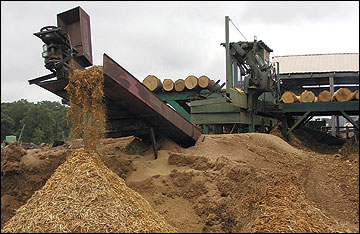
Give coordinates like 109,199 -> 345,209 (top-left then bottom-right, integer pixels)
29,7 -> 359,151
155,16 -> 281,134
29,7 -> 93,85
28,6 -> 201,159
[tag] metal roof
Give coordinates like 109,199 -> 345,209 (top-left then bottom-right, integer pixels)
272,53 -> 359,74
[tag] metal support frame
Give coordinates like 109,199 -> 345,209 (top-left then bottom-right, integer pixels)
166,101 -> 191,122
230,123 -> 237,134
149,127 -> 158,159
225,16 -> 232,95
286,110 -> 311,136
340,110 -> 359,130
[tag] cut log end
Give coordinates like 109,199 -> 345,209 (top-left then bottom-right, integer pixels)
318,90 -> 332,102
143,75 -> 162,92
163,79 -> 174,92
280,91 -> 300,103
300,90 -> 316,103
198,75 -> 210,88
332,88 -> 353,102
174,79 -> 185,92
185,75 -> 198,90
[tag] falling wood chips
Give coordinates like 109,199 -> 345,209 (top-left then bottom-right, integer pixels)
1,65 -> 176,233
64,65 -> 106,152
1,149 -> 177,233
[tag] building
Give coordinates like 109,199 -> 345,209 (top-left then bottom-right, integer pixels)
272,53 -> 359,136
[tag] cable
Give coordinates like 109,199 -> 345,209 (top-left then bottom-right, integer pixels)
229,18 -> 248,41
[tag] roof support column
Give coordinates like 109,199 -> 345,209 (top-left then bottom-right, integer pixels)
329,76 -> 336,136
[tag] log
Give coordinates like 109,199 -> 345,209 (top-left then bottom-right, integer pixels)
198,75 -> 211,88
332,88 -> 353,102
185,75 -> 198,90
351,90 -> 359,100
318,90 -> 332,102
280,91 -> 300,103
198,75 -> 221,90
300,90 -> 316,103
163,79 -> 174,92
174,79 -> 185,92
143,75 -> 162,92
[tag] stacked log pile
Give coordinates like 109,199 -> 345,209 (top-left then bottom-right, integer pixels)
142,75 -> 220,93
142,75 -> 359,104
280,88 -> 359,103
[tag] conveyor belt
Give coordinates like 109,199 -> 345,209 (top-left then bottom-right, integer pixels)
102,54 -> 201,147
28,54 -> 201,148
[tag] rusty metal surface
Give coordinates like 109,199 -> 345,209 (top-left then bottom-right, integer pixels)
103,53 -> 201,147
57,6 -> 93,68
35,79 -> 69,100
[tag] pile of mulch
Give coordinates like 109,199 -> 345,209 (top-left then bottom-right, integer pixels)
242,171 -> 345,233
338,132 -> 359,157
1,148 -> 176,233
270,125 -> 345,154
1,142 -> 26,176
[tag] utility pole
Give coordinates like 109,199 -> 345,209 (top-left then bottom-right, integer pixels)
18,124 -> 26,143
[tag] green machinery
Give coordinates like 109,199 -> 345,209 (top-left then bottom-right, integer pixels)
154,16 -> 359,137
156,16 -> 281,134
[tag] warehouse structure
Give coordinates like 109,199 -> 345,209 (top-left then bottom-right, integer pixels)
272,53 -> 359,136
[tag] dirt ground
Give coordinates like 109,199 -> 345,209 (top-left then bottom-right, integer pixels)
1,128 -> 359,233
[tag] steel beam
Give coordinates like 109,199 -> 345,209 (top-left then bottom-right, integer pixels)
286,110 -> 311,136
103,53 -> 201,147
340,109 -> 359,130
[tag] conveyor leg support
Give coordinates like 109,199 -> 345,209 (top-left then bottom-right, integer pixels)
149,127 -> 158,159
286,110 -> 311,137
340,110 -> 359,130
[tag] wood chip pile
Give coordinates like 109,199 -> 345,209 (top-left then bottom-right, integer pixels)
1,148 -> 176,233
244,172 -> 343,233
1,65 -> 176,233
1,142 -> 26,176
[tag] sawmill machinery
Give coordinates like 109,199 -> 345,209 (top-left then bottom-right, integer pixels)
28,6 -> 202,159
28,7 -> 281,143
29,7 -> 93,85
28,7 -> 359,154
156,16 -> 282,134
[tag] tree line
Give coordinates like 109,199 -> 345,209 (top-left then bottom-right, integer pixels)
1,99 -> 70,145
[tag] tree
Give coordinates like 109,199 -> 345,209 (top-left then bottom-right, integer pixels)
1,99 -> 70,144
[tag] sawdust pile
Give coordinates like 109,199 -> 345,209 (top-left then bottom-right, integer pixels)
270,125 -> 345,154
65,65 -> 106,152
126,134 -> 357,233
1,148 -> 176,233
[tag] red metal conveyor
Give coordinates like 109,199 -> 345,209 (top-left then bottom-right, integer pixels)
102,53 -> 202,149
31,54 -> 202,157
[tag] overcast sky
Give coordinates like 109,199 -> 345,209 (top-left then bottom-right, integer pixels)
1,1 -> 359,103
